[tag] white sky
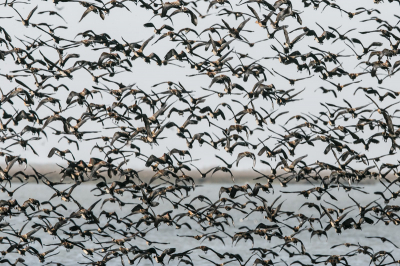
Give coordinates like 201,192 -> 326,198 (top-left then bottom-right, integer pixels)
1,0 -> 399,172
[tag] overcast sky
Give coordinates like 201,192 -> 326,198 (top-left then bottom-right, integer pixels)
1,0 -> 399,172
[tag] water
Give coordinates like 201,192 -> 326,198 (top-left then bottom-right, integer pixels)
1,182 -> 399,265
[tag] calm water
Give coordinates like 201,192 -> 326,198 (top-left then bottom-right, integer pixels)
1,182 -> 399,265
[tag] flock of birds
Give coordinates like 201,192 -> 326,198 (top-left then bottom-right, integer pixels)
2,0 -> 400,265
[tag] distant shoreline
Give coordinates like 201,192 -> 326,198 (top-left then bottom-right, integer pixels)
8,164 -> 393,185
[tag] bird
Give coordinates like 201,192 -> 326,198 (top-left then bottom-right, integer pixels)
273,69 -> 314,86
1,2 -> 400,266
236,151 -> 256,167
37,10 -> 67,23
13,5 -> 38,26
215,155 -> 236,169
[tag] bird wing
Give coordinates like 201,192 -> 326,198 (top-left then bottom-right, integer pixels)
79,6 -> 96,22
291,155 -> 308,168
140,35 -> 155,51
26,5 -> 38,21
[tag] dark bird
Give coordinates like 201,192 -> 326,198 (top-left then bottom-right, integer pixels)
13,5 -> 38,26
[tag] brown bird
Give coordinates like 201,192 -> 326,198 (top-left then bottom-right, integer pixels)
13,5 -> 38,26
